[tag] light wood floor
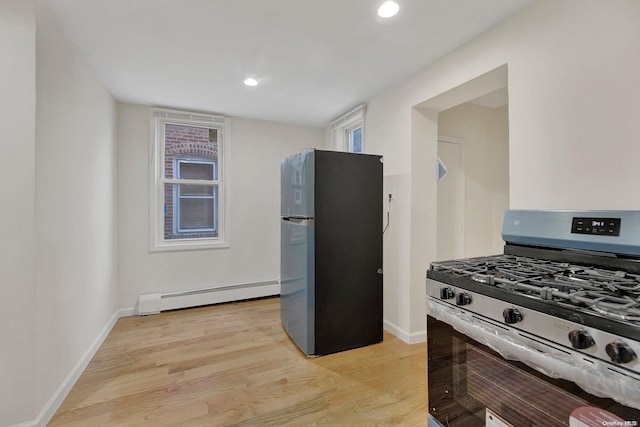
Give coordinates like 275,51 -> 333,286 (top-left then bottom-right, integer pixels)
50,297 -> 427,426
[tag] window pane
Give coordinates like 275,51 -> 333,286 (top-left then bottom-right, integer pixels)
164,183 -> 218,240
350,127 -> 363,153
179,161 -> 215,180
164,123 -> 218,179
179,198 -> 214,230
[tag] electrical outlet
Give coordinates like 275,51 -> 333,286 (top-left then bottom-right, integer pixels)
386,186 -> 396,201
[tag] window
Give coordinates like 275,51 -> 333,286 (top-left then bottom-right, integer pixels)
331,104 -> 365,153
347,125 -> 363,153
150,109 -> 229,251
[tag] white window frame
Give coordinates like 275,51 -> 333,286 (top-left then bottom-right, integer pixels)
331,104 -> 365,153
150,108 -> 230,252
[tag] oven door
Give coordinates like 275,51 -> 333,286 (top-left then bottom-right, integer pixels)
427,313 -> 640,427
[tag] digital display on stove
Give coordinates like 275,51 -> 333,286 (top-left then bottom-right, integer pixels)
571,217 -> 621,236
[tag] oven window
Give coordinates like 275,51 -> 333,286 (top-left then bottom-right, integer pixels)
427,316 -> 640,426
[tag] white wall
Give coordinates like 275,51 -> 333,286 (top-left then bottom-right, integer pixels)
117,104 -> 325,309
438,103 -> 509,257
34,1 -> 118,420
366,0 -> 640,339
1,2 -> 118,424
0,1 -> 36,425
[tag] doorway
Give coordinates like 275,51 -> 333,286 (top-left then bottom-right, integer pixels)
407,64 -> 510,334
437,98 -> 510,257
436,138 -> 464,260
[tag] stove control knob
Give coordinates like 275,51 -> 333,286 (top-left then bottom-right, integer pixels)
456,292 -> 472,306
440,287 -> 455,300
502,308 -> 523,324
605,341 -> 637,364
568,330 -> 595,349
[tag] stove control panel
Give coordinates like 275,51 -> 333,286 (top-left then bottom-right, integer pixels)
571,217 -> 621,236
502,210 -> 640,256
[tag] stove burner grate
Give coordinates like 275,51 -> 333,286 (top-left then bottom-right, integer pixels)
432,255 -> 640,322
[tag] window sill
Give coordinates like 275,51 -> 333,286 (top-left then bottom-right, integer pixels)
149,238 -> 230,252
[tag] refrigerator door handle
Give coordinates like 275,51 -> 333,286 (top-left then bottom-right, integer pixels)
283,217 -> 314,226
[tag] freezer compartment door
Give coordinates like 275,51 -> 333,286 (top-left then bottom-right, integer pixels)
281,149 -> 315,218
280,218 -> 315,355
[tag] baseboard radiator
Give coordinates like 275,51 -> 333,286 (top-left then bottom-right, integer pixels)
137,280 -> 280,315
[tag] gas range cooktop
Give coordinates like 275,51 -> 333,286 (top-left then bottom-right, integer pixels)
428,210 -> 640,338
430,254 -> 640,324
428,210 -> 640,361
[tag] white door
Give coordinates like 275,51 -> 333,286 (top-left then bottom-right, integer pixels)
436,140 -> 464,260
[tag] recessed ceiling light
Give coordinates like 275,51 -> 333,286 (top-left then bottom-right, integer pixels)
378,1 -> 399,18
244,78 -> 258,87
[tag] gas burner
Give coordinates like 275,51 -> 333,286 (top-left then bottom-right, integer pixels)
591,299 -> 640,322
472,273 -> 494,285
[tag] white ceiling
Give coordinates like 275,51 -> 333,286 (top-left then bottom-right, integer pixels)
45,0 -> 533,128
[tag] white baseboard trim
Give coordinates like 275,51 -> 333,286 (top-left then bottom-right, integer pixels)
16,308 -> 132,427
156,280 -> 280,313
9,419 -> 36,426
384,319 -> 426,344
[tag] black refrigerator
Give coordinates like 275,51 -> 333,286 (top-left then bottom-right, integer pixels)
280,149 -> 383,356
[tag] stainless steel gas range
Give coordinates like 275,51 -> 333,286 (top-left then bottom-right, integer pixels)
426,210 -> 640,427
